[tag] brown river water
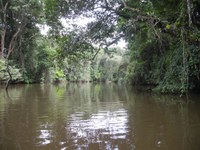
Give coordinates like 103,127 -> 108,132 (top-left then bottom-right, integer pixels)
0,83 -> 200,150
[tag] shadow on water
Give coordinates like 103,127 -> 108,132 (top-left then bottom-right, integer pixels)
0,83 -> 200,150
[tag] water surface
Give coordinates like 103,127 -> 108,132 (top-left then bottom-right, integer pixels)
0,83 -> 200,150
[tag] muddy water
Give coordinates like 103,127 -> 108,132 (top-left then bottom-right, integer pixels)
0,83 -> 200,150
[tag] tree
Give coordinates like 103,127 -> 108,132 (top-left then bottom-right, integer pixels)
50,0 -> 200,93
0,0 -> 42,59
0,0 -> 43,89
0,0 -> 199,93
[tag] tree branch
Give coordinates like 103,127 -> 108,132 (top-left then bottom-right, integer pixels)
91,46 -> 102,60
91,34 -> 124,60
121,0 -> 140,13
6,28 -> 21,59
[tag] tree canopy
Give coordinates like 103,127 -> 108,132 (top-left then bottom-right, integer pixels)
1,0 -> 200,93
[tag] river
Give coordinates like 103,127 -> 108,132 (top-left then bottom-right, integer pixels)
0,83 -> 200,150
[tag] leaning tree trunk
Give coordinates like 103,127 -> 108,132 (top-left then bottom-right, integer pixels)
3,28 -> 21,91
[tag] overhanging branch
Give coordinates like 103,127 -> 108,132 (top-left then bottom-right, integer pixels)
91,34 -> 124,60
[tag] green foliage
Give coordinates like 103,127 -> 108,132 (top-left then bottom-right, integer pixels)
0,59 -> 23,83
121,0 -> 200,93
55,69 -> 65,79
1,0 -> 200,94
91,48 -> 129,82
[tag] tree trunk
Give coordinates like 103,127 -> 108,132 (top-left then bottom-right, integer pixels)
187,0 -> 192,27
44,69 -> 51,83
6,28 -> 21,59
19,37 -> 25,74
0,30 -> 6,59
0,2 -> 8,59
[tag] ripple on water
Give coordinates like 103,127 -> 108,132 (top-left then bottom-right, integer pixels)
35,122 -> 54,146
65,108 -> 129,147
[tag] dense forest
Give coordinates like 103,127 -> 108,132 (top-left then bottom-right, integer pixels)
0,0 -> 200,93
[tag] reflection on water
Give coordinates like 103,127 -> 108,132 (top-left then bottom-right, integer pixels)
66,109 -> 128,149
36,122 -> 54,146
37,129 -> 52,145
0,83 -> 200,150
